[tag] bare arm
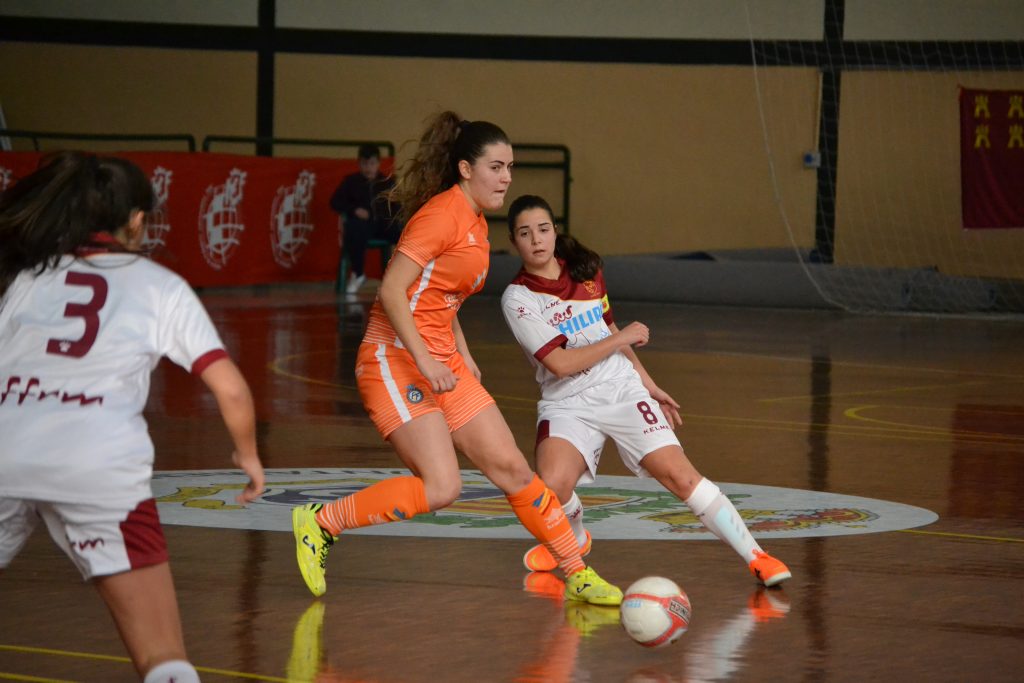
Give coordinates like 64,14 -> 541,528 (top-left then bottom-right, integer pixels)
199,357 -> 265,503
540,321 -> 649,379
378,251 -> 458,393
613,323 -> 683,428
451,314 -> 481,380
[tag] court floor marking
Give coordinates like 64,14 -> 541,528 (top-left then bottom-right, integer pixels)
0,645 -> 287,683
760,378 -> 1012,404
0,673 -> 72,683
896,529 -> 1024,543
844,405 -> 1024,443
266,347 -> 1023,446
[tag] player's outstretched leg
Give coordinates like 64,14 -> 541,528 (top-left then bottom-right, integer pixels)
687,478 -> 791,586
292,476 -> 430,596
644,448 -> 792,586
292,503 -> 335,597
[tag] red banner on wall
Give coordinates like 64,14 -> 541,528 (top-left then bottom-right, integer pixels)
960,87 -> 1024,229
0,151 -> 392,286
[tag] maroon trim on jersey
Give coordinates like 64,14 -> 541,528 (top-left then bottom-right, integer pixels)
534,334 -> 568,360
509,260 -> 615,325
191,348 -> 229,376
120,498 -> 169,570
536,419 -> 551,449
75,232 -> 133,256
595,270 -> 615,326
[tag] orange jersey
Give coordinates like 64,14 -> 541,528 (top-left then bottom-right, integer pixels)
363,185 -> 490,359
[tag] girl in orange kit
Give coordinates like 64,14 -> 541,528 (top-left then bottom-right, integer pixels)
291,111 -> 621,605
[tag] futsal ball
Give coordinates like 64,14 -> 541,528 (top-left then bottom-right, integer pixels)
620,576 -> 692,648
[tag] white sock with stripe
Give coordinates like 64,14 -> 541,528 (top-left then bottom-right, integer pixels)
685,477 -> 761,563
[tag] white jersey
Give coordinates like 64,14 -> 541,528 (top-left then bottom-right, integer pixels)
0,251 -> 227,505
501,261 -> 638,403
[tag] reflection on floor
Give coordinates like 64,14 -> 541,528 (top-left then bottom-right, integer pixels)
2,287 -> 1022,682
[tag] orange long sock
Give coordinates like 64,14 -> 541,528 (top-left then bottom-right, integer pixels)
507,475 -> 585,576
315,476 -> 429,537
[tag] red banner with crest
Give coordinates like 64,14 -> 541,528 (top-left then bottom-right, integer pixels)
0,151 -> 391,286
960,88 -> 1024,229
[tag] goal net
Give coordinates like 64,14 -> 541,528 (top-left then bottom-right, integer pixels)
747,1 -> 1024,313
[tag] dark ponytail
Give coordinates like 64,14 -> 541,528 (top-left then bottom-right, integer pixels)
0,151 -> 154,298
507,194 -> 602,282
387,110 -> 510,223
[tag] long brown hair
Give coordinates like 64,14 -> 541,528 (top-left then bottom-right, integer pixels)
0,151 -> 154,298
507,194 -> 603,282
387,110 -> 510,223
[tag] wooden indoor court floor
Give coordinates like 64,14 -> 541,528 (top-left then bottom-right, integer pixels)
2,285 -> 1022,682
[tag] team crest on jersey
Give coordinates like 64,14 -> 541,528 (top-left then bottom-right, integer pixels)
0,167 -> 12,192
582,280 -> 597,296
444,291 -> 466,311
270,170 -> 316,268
406,385 -> 424,403
142,166 -> 173,253
198,168 -> 247,270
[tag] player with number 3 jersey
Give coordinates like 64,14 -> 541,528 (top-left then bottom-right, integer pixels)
0,152 -> 265,683
501,195 -> 791,588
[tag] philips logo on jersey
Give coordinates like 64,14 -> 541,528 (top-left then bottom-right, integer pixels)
1,376 -> 103,407
554,304 -> 604,337
73,537 -> 105,551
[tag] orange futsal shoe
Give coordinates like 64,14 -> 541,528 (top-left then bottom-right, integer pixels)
522,530 -> 593,572
749,550 -> 792,587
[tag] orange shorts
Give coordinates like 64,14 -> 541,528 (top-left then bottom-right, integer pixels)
356,342 -> 496,439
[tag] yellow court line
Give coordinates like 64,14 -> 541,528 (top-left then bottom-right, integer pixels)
760,378 -> 1006,404
0,646 -> 125,664
897,529 -> 1024,543
268,349 -> 1022,445
265,360 -> 1017,445
0,674 -> 74,683
707,348 -> 1024,381
844,405 -> 1024,443
267,351 -> 349,390
0,646 -> 287,683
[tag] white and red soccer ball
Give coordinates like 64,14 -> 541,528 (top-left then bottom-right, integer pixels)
620,576 -> 692,648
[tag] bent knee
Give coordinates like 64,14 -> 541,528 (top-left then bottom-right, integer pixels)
424,478 -> 463,510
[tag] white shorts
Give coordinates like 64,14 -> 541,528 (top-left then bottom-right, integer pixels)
0,497 -> 168,580
535,375 -> 682,485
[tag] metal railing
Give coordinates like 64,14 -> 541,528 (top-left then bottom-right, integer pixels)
0,129 -> 196,152
202,135 -> 395,158
487,143 -> 572,234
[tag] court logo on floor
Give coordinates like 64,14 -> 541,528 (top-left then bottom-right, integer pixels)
153,468 -> 937,540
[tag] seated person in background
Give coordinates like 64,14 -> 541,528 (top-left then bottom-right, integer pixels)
330,144 -> 402,294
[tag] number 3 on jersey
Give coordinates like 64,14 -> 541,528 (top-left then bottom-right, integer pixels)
46,271 -> 108,358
